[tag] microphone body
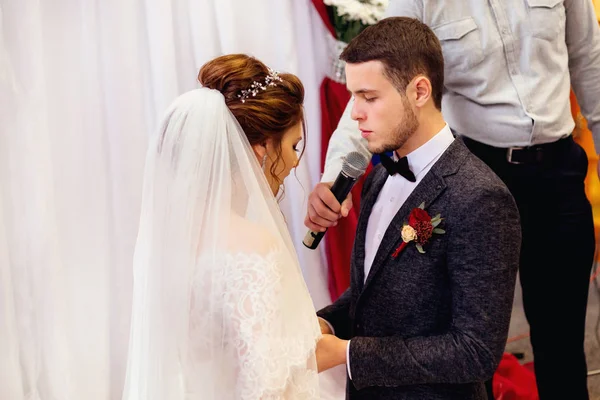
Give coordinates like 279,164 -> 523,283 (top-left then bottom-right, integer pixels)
303,151 -> 369,249
303,171 -> 358,249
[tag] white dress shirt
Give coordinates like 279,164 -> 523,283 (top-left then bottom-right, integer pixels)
363,125 -> 454,279
344,124 -> 454,380
322,0 -> 600,182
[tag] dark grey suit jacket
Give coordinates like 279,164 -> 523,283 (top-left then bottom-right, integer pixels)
318,139 -> 520,400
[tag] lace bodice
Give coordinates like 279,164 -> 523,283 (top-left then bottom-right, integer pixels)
186,250 -> 321,399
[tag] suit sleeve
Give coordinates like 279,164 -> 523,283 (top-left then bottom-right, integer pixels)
317,288 -> 353,340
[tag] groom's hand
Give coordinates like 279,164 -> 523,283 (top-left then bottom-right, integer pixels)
305,182 -> 353,232
316,334 -> 348,373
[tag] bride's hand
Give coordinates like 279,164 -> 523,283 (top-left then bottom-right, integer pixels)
318,318 -> 333,335
316,334 -> 348,373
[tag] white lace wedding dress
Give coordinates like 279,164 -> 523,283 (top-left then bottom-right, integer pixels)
122,88 -> 321,400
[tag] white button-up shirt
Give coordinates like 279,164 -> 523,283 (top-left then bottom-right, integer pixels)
322,0 -> 600,182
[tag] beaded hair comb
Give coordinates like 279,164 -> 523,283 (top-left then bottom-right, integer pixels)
238,68 -> 283,103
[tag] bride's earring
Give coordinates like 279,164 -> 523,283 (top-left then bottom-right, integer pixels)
261,154 -> 267,171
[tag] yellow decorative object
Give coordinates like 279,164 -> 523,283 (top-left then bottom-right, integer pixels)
571,9 -> 600,243
572,91 -> 600,211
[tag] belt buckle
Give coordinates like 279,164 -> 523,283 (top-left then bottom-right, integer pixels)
506,147 -> 525,164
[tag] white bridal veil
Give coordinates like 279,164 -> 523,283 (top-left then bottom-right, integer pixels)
122,88 -> 321,400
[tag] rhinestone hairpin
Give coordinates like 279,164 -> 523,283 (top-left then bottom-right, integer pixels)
238,68 -> 284,103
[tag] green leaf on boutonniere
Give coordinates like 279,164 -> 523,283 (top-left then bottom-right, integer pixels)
416,244 -> 425,253
432,219 -> 442,228
418,202 -> 425,210
431,214 -> 441,221
433,228 -> 446,234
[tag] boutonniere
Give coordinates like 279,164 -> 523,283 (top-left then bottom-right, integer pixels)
392,203 -> 445,258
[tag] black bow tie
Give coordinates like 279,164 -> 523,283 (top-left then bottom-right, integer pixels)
379,153 -> 416,182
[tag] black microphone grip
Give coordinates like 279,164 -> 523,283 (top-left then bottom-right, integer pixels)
303,171 -> 357,249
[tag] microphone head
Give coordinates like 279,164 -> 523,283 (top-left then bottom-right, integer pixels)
342,151 -> 369,179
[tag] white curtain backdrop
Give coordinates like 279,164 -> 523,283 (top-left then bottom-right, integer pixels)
0,0 -> 345,399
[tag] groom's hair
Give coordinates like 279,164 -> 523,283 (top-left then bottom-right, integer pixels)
340,17 -> 444,110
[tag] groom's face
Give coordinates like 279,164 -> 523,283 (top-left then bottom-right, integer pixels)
346,60 -> 418,154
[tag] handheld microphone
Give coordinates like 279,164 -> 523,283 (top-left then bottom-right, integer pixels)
303,151 -> 369,249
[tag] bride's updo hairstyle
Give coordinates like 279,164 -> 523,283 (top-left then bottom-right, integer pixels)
198,54 -> 306,187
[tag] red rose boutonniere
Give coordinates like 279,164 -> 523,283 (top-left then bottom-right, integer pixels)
392,203 -> 445,258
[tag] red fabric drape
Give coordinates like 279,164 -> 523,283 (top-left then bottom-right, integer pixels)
311,0 -> 336,38
319,77 -> 372,300
312,0 -> 372,301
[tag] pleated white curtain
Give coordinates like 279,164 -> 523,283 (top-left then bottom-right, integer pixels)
0,0 -> 344,399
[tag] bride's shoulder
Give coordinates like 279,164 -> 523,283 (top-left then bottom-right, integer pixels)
226,214 -> 280,257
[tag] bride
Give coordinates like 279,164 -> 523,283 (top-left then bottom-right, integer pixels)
122,54 -> 322,399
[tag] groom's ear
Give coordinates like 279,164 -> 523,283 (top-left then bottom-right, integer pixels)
411,75 -> 432,108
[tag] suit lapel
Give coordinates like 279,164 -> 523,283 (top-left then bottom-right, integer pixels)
361,171 -> 446,291
360,139 -> 469,294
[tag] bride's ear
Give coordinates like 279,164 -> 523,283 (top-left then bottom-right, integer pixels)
252,142 -> 268,164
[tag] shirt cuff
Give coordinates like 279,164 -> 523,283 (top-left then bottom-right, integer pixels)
346,340 -> 352,380
320,162 -> 342,183
318,317 -> 335,335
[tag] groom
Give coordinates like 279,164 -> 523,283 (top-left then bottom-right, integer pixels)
313,17 -> 521,399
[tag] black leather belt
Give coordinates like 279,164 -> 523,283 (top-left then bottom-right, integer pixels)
462,136 -> 572,165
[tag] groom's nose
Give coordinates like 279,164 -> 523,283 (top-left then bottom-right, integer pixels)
351,101 -> 365,121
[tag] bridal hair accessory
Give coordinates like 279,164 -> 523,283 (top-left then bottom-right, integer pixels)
238,68 -> 283,103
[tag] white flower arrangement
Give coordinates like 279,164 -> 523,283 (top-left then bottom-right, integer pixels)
324,0 -> 388,26
322,0 -> 388,82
